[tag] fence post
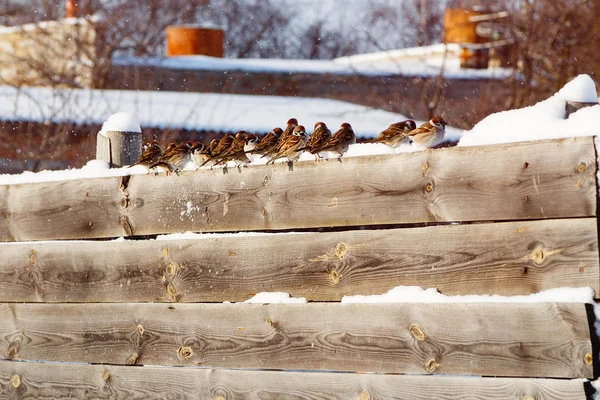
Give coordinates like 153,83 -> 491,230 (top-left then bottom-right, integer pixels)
96,113 -> 142,167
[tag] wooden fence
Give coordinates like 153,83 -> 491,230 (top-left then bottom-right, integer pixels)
0,136 -> 598,399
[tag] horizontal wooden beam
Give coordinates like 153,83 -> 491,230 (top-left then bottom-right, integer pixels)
0,361 -> 591,400
0,302 -> 593,378
0,219 -> 597,302
0,137 -> 596,241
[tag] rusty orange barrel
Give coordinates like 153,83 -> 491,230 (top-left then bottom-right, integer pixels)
166,26 -> 224,57
444,8 -> 486,44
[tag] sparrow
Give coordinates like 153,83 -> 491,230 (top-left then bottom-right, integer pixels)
132,141 -> 163,168
151,141 -> 192,175
263,118 -> 298,160
216,131 -> 251,167
406,117 -> 447,148
278,118 -> 298,144
300,121 -> 331,160
316,122 -> 355,159
200,134 -> 235,167
370,120 -> 417,147
243,133 -> 261,163
266,125 -> 308,164
190,142 -> 209,168
246,128 -> 282,156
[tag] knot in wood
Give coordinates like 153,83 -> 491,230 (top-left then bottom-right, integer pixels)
359,389 -> 371,400
422,162 -> 429,175
177,346 -> 194,360
265,318 -> 273,326
425,358 -> 440,372
531,248 -> 544,264
585,353 -> 593,365
137,324 -> 144,335
162,247 -> 169,257
523,162 -> 529,169
216,396 -> 226,400
126,352 -> 139,365
102,369 -> 111,381
10,374 -> 20,388
29,250 -> 37,265
410,324 -> 426,341
335,242 -> 347,259
522,396 -> 534,400
330,270 -> 340,284
425,183 -> 434,193
577,163 -> 586,173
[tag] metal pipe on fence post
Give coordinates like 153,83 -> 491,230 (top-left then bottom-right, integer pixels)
96,112 -> 142,168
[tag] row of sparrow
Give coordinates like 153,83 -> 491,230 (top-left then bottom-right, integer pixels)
133,117 -> 447,173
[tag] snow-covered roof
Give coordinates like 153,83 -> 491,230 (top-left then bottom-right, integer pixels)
114,43 -> 511,80
0,85 -> 459,139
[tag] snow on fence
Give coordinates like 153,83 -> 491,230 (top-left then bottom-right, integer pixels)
0,137 -> 598,399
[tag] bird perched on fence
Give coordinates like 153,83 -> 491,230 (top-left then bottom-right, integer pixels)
314,122 -> 355,160
243,133 -> 261,162
266,125 -> 308,165
151,141 -> 192,175
406,117 -> 447,148
200,134 -> 235,167
190,142 -> 208,168
300,121 -> 331,160
216,131 -> 252,170
370,120 -> 416,147
246,127 -> 282,158
132,141 -> 163,168
263,118 -> 298,159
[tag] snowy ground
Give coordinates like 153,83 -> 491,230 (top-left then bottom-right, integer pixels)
0,85 -> 460,139
115,43 -> 512,80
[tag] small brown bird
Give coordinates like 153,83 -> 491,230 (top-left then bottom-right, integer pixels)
266,125 -> 308,164
132,141 -> 163,168
406,117 -> 447,148
370,120 -> 417,147
200,134 -> 235,167
247,128 -> 282,157
278,118 -> 298,143
151,141 -> 192,175
243,133 -> 261,162
216,131 -> 251,167
190,142 -> 208,168
301,121 -> 331,160
316,122 -> 355,159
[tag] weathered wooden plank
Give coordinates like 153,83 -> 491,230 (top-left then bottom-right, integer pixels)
0,361 -> 591,400
0,137 -> 595,241
0,219 -> 597,303
0,303 -> 593,378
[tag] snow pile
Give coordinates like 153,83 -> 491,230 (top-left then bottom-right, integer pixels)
0,160 -> 146,185
341,286 -> 595,304
244,292 -> 307,304
459,74 -> 600,147
98,112 -> 141,137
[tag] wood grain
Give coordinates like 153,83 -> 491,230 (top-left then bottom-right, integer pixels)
0,303 -> 593,378
0,218 -> 597,303
0,361 -> 591,400
0,137 -> 595,241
